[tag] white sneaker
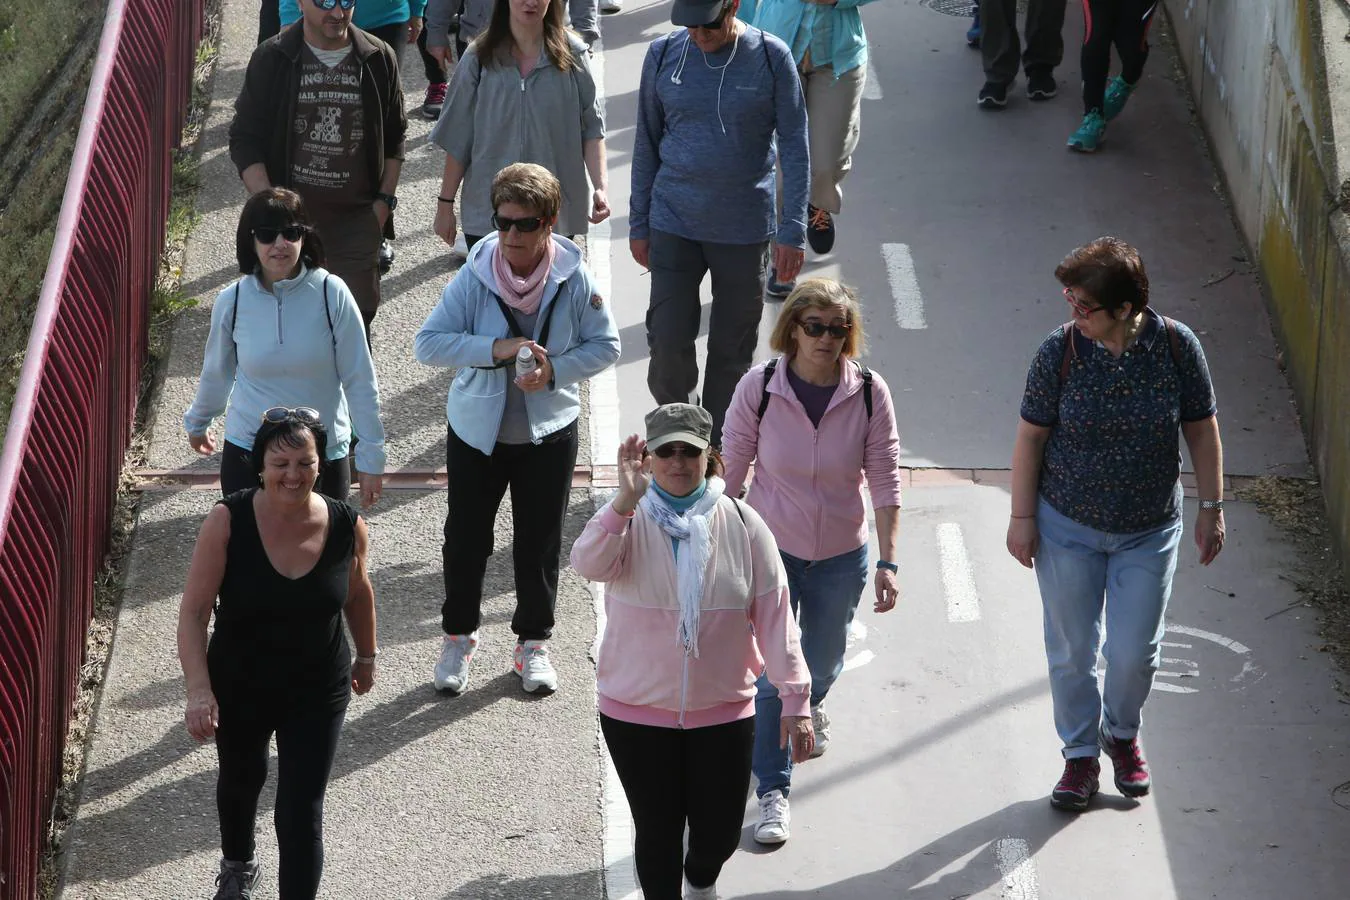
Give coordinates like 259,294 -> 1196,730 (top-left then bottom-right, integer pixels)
433,632 -> 478,693
684,877 -> 718,899
810,703 -> 830,758
600,0 -> 622,12
754,789 -> 790,844
451,233 -> 468,258
513,640 -> 559,693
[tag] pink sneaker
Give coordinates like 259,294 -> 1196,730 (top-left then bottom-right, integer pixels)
1100,727 -> 1151,796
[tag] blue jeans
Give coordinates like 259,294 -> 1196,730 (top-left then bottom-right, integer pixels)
752,545 -> 869,797
1034,498 -> 1182,759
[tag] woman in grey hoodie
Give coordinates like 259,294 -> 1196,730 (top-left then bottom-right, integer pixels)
429,0 -> 609,251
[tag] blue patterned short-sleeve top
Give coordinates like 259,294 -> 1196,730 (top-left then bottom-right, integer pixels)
1019,309 -> 1217,534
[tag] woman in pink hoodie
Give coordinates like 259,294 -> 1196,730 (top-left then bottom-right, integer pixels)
720,278 -> 903,846
571,402 -> 812,900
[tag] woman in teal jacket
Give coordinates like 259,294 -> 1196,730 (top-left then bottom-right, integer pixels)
740,0 -> 877,277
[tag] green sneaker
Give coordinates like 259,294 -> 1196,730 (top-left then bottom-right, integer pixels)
1103,75 -> 1136,121
1067,110 -> 1107,153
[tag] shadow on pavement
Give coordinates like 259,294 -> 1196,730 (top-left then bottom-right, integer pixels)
441,868 -> 603,898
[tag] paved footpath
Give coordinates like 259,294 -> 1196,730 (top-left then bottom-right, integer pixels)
59,0 -> 1350,898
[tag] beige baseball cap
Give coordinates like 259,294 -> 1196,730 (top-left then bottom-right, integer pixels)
644,403 -> 713,451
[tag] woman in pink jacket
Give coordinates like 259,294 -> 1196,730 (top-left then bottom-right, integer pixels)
571,402 -> 813,900
720,278 -> 903,846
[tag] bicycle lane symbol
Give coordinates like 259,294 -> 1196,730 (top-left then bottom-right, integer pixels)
1152,623 -> 1266,695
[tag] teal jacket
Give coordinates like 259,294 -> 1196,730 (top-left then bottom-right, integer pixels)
738,0 -> 878,77
280,0 -> 428,31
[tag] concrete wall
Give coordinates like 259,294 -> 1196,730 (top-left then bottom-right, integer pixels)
1165,0 -> 1350,574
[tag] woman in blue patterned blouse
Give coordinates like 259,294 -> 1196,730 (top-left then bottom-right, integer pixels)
1006,236 -> 1226,813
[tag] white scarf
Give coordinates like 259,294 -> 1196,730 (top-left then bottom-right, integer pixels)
639,477 -> 726,657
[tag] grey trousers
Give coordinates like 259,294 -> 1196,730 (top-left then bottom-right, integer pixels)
645,229 -> 770,445
802,61 -> 866,214
979,0 -> 1068,86
569,0 -> 599,42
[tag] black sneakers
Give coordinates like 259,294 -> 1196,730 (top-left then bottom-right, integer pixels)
977,81 -> 1008,109
807,204 -> 835,255
1050,757 -> 1101,812
1027,70 -> 1058,100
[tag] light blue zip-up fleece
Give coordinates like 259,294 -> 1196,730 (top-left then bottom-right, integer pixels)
183,266 -> 387,473
413,233 -> 620,455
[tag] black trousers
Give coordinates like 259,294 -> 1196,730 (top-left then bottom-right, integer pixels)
216,704 -> 346,899
601,715 -> 755,899
366,21 -> 446,85
441,421 -> 578,640
1080,0 -> 1156,113
979,0 -> 1067,85
257,0 -> 280,44
220,440 -> 352,501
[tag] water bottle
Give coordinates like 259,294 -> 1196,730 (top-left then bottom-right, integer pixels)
515,345 -> 537,377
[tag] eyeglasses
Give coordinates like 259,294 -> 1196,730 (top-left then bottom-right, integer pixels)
650,444 -> 705,460
693,2 -> 732,31
492,214 -> 546,233
312,0 -> 356,10
252,224 -> 308,244
1063,287 -> 1104,319
261,406 -> 322,425
798,320 -> 851,339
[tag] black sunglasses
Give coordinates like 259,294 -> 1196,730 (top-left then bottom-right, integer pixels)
312,0 -> 356,10
252,224 -> 308,244
798,320 -> 851,339
651,444 -> 705,460
492,214 -> 546,233
261,406 -> 322,425
694,2 -> 732,30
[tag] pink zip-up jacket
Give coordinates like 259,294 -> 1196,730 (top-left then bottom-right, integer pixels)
570,495 -> 811,729
721,357 -> 903,561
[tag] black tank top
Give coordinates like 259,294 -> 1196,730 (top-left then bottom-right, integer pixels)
207,488 -> 358,715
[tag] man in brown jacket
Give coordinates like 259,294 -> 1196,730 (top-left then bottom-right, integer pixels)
229,0 -> 407,331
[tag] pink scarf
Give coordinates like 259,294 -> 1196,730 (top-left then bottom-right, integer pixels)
492,238 -> 555,315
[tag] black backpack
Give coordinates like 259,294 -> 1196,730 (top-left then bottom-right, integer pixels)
1057,316 -> 1182,385
229,274 -> 337,365
756,357 -> 873,421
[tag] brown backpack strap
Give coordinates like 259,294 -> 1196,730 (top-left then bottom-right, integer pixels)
1161,315 -> 1182,371
1058,323 -> 1077,385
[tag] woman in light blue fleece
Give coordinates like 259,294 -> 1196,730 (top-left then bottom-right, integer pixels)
184,188 -> 386,508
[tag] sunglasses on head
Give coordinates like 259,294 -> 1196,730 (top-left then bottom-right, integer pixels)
798,320 -> 851,339
312,0 -> 356,10
252,224 -> 308,244
261,406 -> 322,426
1063,286 -> 1104,318
492,214 -> 546,233
650,443 -> 705,460
694,2 -> 732,30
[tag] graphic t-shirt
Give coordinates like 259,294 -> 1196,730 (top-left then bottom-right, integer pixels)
290,44 -> 371,207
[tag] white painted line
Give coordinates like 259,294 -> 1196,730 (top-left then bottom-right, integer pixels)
863,55 -> 883,100
936,523 -> 980,622
1166,624 -> 1252,655
1157,671 -> 1200,679
847,619 -> 867,646
587,44 -> 621,459
882,243 -> 927,330
842,649 -> 876,672
1161,641 -> 1193,649
1154,682 -> 1199,694
995,837 -> 1040,900
602,749 -> 640,900
1160,656 -> 1199,670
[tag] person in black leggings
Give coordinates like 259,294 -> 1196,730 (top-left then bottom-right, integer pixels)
1067,0 -> 1157,153
178,413 -> 378,899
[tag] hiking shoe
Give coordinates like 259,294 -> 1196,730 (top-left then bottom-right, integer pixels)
1100,726 -> 1151,796
601,0 -> 623,11
1067,109 -> 1107,152
766,271 -> 795,300
421,81 -> 448,120
806,205 -> 835,255
684,878 -> 718,899
809,704 -> 830,759
1050,757 -> 1101,812
213,859 -> 261,899
1026,70 -> 1057,100
754,789 -> 791,844
514,640 -> 559,693
434,632 -> 479,693
378,239 -> 395,276
1103,74 -> 1136,121
966,6 -> 981,47
977,81 -> 1008,109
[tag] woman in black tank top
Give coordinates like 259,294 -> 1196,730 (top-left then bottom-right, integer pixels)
177,411 -> 377,900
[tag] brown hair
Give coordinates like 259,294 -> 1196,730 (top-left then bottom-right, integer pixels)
1054,236 -> 1150,315
769,278 -> 865,358
491,163 -> 563,221
474,0 -> 577,73
236,188 -> 325,274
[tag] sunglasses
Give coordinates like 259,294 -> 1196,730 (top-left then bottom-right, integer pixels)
650,444 -> 705,460
261,406 -> 322,425
1063,286 -> 1104,319
252,224 -> 308,244
694,2 -> 732,30
492,214 -> 546,233
798,320 -> 851,339
312,0 -> 356,10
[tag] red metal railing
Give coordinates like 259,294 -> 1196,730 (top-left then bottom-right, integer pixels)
0,0 -> 204,895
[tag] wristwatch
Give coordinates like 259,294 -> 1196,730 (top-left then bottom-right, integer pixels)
876,560 -> 898,573
375,192 -> 399,211
1199,499 -> 1224,511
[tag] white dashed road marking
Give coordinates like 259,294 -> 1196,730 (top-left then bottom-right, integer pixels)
937,523 -> 980,622
882,243 -> 927,330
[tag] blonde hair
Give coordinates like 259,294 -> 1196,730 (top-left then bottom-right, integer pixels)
768,278 -> 865,358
